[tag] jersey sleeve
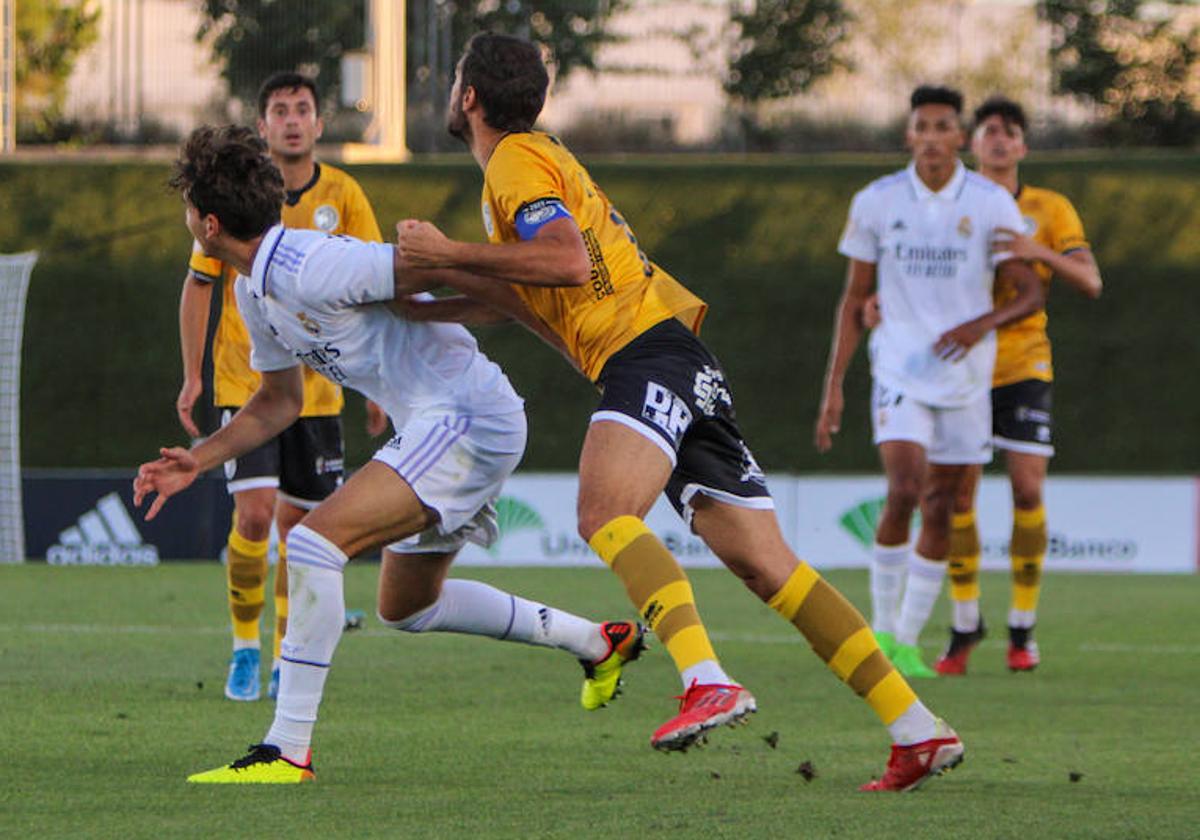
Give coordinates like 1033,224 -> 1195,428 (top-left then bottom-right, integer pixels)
1049,196 -> 1089,254
989,189 -> 1026,267
303,237 -> 396,309
486,141 -> 573,240
837,189 -> 879,263
188,241 -> 224,283
340,178 -> 383,243
235,282 -> 298,373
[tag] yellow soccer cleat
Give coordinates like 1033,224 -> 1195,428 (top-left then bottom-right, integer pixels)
581,621 -> 646,710
187,744 -> 314,784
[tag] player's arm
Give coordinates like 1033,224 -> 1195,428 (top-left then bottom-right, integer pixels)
993,227 -> 1102,299
135,367 -> 304,520
815,259 -> 876,452
396,217 -> 590,288
935,257 -> 1044,361
177,273 -> 213,438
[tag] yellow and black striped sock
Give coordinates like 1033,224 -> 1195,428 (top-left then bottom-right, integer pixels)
1011,505 -> 1047,618
769,562 -> 917,725
273,541 -> 288,664
588,515 -> 717,676
226,527 -> 269,646
948,510 -> 981,603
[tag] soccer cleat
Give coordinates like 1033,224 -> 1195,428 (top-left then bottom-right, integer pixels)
934,619 -> 987,676
1007,640 -> 1041,672
874,630 -> 898,660
860,720 -> 964,792
650,681 -> 757,752
892,643 -> 937,679
187,744 -> 314,784
267,666 -> 280,700
224,647 -> 261,701
580,621 -> 646,710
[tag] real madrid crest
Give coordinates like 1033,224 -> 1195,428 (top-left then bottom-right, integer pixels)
957,215 -> 973,238
313,204 -> 339,233
296,311 -> 321,336
481,202 -> 495,238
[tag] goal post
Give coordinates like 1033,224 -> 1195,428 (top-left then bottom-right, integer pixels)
0,251 -> 37,563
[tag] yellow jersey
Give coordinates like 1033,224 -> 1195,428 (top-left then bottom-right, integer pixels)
188,162 -> 383,414
991,184 -> 1090,387
481,132 -> 706,382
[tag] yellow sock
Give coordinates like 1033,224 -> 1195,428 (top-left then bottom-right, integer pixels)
273,542 -> 288,663
769,562 -> 916,725
1011,505 -> 1047,614
226,527 -> 269,644
948,510 -> 981,602
588,516 -> 717,674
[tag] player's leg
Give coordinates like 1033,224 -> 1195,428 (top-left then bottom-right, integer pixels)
936,463 -> 986,675
690,497 -> 962,790
1006,449 -> 1048,671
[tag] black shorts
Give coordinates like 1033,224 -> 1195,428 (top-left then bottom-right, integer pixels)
992,379 -> 1054,456
594,318 -> 772,521
219,409 -> 344,508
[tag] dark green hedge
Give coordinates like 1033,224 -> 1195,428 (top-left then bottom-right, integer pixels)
2,153 -> 1197,473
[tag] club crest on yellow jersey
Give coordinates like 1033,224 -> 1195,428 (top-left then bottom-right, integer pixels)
313,204 -> 339,232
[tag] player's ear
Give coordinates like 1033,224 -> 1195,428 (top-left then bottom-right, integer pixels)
461,84 -> 478,112
314,114 -> 325,142
256,117 -> 267,140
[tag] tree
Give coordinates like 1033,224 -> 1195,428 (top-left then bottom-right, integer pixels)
723,0 -> 852,104
1038,0 -> 1200,145
16,0 -> 101,140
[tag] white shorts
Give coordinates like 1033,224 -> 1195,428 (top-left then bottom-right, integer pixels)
871,381 -> 992,465
372,410 -> 527,555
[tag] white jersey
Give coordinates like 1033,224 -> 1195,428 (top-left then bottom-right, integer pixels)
237,225 -> 523,431
839,160 -> 1024,407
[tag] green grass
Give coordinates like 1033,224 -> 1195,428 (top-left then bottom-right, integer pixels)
1,565 -> 1195,839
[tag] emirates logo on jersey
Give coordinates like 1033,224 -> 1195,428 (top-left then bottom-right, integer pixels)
313,204 -> 339,232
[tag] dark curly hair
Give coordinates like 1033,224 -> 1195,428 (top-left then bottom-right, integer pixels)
459,32 -> 548,132
974,96 -> 1027,133
169,125 -> 283,241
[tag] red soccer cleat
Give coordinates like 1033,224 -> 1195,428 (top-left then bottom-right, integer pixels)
650,681 -> 756,752
860,722 -> 964,791
1007,641 -> 1040,672
934,621 -> 986,676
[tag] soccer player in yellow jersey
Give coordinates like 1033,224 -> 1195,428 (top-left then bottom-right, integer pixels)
395,32 -> 964,790
934,97 -> 1102,675
176,73 -> 386,703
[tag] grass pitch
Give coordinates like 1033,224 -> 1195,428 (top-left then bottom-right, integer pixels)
2,564 -> 1195,839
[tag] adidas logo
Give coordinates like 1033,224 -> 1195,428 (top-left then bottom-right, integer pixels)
46,492 -> 160,566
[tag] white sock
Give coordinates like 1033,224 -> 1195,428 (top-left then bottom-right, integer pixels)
871,542 -> 909,634
887,699 -> 939,745
1008,608 -> 1037,629
380,578 -> 606,662
232,637 -> 260,652
680,659 -> 734,689
264,525 -> 347,765
895,552 -> 946,646
953,598 -> 980,633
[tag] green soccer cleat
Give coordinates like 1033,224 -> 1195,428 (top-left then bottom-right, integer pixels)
580,621 -> 646,710
892,643 -> 937,679
874,631 -> 899,660
187,744 -> 314,784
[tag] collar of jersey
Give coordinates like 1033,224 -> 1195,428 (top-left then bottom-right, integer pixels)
251,224 -> 287,298
906,159 -> 966,202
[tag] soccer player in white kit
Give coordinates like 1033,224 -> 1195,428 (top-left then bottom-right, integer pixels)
815,86 -> 1044,678
135,125 -> 646,783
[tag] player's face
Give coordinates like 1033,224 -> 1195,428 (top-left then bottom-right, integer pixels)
258,86 -> 323,162
446,61 -> 470,143
971,114 -> 1027,171
905,104 -> 965,169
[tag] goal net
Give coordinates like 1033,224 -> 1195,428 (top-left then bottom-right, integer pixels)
0,252 -> 36,563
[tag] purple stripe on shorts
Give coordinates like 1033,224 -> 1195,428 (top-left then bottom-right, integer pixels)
394,424 -> 447,474
406,426 -> 465,483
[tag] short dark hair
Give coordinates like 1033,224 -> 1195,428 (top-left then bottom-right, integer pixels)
911,85 -> 963,114
257,72 -> 320,118
459,32 -> 548,132
169,125 -> 283,241
973,95 -> 1027,132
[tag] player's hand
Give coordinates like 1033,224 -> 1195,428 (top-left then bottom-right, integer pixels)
133,447 -> 200,521
861,294 -> 882,329
815,386 -> 844,453
176,378 -> 202,438
992,227 -> 1046,262
365,400 -> 389,437
934,320 -> 989,362
396,219 -> 455,268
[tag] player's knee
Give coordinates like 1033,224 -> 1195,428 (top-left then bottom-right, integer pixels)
576,505 -> 624,543
1011,482 -> 1042,511
235,505 -> 273,542
883,481 -> 921,520
376,599 -> 436,632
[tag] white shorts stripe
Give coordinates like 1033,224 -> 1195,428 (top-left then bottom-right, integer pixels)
993,436 -> 1055,457
227,476 -> 279,495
